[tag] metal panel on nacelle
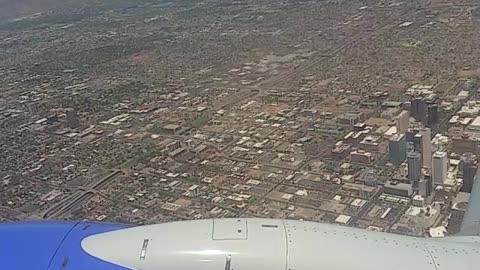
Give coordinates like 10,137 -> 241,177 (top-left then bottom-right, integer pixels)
83,219 -> 222,270
82,219 -> 287,270
225,219 -> 286,270
284,220 -> 436,270
213,219 -> 247,240
423,239 -> 480,270
80,218 -> 480,270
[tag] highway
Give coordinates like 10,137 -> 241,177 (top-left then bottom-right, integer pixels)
42,170 -> 123,219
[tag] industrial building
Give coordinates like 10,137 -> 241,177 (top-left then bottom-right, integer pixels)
350,150 -> 373,164
384,181 -> 413,197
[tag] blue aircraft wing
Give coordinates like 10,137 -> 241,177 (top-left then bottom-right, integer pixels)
0,220 -> 132,270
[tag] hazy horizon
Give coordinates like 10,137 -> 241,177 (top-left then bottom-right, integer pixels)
0,0 -> 95,21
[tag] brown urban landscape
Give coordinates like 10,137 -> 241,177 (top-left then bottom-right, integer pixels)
1,0 -> 480,237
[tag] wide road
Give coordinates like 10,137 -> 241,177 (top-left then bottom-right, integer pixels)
42,170 -> 122,219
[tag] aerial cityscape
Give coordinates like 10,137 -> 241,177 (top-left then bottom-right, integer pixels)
1,0 -> 480,238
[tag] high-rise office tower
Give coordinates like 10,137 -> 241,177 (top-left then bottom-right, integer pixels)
413,133 -> 423,153
407,127 -> 432,168
66,108 -> 80,129
426,172 -> 434,191
419,177 -> 432,198
411,94 -> 439,127
420,128 -> 432,169
461,153 -> 478,193
427,104 -> 439,126
406,141 -> 415,155
432,151 -> 448,186
389,134 -> 407,167
411,97 -> 427,123
405,129 -> 417,142
395,111 -> 410,134
408,151 -> 422,182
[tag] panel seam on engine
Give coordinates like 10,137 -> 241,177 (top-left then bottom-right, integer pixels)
423,245 -> 439,270
282,220 -> 290,270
